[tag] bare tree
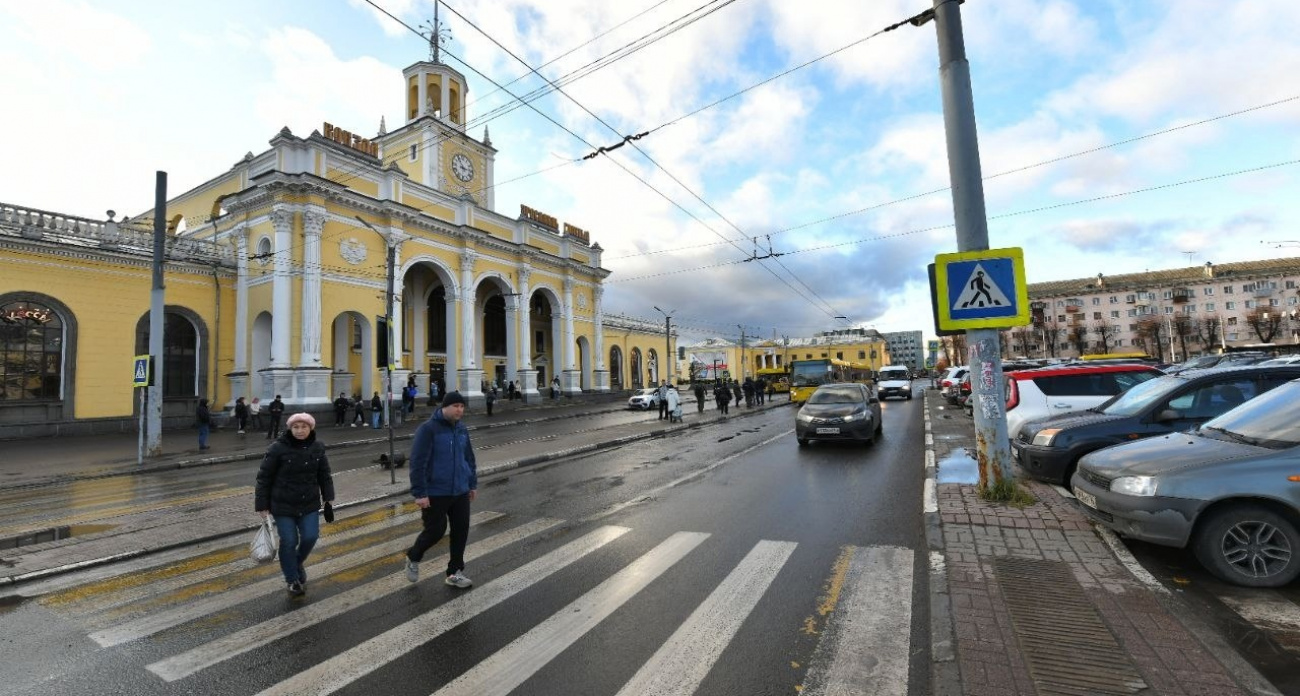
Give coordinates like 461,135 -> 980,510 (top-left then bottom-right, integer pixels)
1091,320 -> 1119,354
1007,328 -> 1034,357
1040,316 -> 1065,358
1068,322 -> 1089,356
1246,307 -> 1283,343
1173,314 -> 1195,361
1194,315 -> 1223,350
1134,317 -> 1165,362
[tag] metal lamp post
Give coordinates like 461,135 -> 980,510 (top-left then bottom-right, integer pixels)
653,306 -> 675,385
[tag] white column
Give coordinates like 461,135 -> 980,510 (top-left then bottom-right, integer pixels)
504,294 -> 519,385
594,285 -> 605,369
441,80 -> 451,122
417,76 -> 427,118
563,276 -> 576,370
517,266 -> 532,368
459,249 -> 477,368
592,285 -> 609,392
270,206 -> 293,367
300,207 -> 325,365
233,224 -> 249,372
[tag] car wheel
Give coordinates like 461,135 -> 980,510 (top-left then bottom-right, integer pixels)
1193,505 -> 1300,588
797,438 -> 809,447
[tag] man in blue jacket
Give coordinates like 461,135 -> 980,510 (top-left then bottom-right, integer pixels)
403,391 -> 477,588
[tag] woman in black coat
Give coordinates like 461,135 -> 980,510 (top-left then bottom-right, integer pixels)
255,412 -> 335,596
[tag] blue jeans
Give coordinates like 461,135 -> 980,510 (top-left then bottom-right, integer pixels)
273,512 -> 320,584
371,412 -> 381,429
198,424 -> 210,448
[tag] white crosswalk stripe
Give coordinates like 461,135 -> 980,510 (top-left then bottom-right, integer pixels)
147,517 -> 563,682
49,511 -> 924,696
801,545 -> 914,696
433,531 -> 710,696
256,524 -> 633,696
614,539 -> 796,696
89,511 -> 504,646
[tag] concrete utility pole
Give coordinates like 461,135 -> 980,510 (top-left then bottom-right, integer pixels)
737,326 -> 746,380
357,215 -> 399,485
146,172 -> 167,457
384,241 -> 397,485
926,0 -> 1014,488
654,306 -> 675,384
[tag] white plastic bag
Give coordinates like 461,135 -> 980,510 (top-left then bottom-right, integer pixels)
251,516 -> 278,563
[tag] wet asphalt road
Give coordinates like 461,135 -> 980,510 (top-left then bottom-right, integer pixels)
0,395 -> 931,696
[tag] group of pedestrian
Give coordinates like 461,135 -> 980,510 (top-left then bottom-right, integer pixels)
653,380 -> 682,422
213,395 -> 284,444
254,389 -> 479,598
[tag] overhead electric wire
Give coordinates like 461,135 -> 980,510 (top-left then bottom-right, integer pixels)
435,0 -> 878,321
606,93 -> 1300,261
607,157 -> 1300,283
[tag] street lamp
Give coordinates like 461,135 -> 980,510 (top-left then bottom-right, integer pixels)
653,306 -> 675,384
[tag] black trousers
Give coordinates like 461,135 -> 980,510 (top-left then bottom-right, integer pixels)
406,493 -> 472,575
266,415 -> 282,438
696,395 -> 705,413
658,398 -> 668,419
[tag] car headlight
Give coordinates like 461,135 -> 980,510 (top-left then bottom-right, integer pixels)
1031,428 -> 1062,447
1111,476 -> 1158,497
797,411 -> 814,423
842,409 -> 869,422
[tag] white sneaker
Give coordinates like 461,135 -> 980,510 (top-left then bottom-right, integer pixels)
404,558 -> 419,583
444,571 -> 472,588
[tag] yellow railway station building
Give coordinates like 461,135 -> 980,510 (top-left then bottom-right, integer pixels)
0,55 -> 675,438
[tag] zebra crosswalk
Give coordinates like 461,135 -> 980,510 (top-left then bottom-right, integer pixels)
31,506 -> 921,696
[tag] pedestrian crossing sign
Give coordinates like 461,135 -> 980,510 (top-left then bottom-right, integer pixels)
934,247 -> 1030,330
133,355 -> 151,388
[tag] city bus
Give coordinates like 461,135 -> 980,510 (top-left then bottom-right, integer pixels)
755,367 -> 790,395
788,358 -> 874,403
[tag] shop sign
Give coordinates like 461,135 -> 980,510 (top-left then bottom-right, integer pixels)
322,122 -> 379,157
2,306 -> 53,324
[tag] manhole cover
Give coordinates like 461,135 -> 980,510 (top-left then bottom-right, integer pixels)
994,556 -> 1148,695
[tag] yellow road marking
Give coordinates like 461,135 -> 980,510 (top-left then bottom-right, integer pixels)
800,546 -> 855,636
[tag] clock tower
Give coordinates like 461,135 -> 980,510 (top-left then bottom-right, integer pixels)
391,10 -> 496,206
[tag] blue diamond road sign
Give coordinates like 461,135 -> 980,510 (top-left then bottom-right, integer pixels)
934,247 -> 1030,330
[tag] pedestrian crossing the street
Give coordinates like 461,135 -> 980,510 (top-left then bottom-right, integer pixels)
28,506 -> 921,695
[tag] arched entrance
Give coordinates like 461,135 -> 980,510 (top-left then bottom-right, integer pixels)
630,348 -> 643,389
474,275 -> 515,391
529,289 -> 561,389
609,346 -> 623,390
402,259 -> 456,397
330,312 -> 371,398
252,311 -> 272,399
135,306 -> 208,419
576,335 -> 591,391
648,349 -> 660,385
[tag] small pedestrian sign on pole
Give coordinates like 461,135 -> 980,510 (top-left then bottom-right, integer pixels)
133,355 -> 151,388
934,247 -> 1030,331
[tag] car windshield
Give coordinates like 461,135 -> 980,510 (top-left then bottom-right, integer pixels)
637,389 -> 656,396
808,388 -> 862,405
1097,374 -> 1188,416
1200,380 -> 1300,449
881,370 -> 909,380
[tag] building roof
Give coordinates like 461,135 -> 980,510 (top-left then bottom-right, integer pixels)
1028,257 -> 1300,297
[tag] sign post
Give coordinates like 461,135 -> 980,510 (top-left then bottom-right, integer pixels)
133,355 -> 151,466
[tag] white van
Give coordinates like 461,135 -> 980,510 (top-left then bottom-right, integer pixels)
876,365 -> 913,400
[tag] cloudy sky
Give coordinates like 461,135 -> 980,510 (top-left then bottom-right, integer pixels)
2,0 -> 1298,344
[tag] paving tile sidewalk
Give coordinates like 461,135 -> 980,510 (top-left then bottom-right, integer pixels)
925,390 -> 1279,696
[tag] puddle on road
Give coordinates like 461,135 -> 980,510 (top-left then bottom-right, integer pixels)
0,595 -> 27,613
0,524 -> 118,550
936,448 -> 979,484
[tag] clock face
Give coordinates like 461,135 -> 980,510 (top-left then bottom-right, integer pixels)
451,153 -> 475,182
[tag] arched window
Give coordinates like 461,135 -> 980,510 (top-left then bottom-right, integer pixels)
0,300 -> 64,401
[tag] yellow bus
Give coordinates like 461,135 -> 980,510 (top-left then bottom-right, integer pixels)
789,358 -> 874,403
755,367 -> 790,395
